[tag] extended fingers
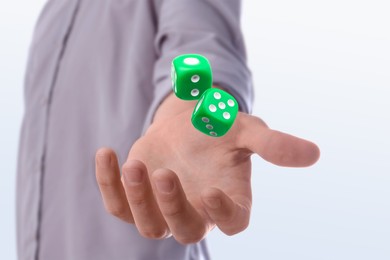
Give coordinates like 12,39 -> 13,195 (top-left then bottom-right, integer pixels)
201,188 -> 251,235
237,114 -> 320,167
151,169 -> 208,244
95,148 -> 134,223
121,160 -> 169,239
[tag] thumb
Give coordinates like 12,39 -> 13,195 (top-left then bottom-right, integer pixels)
236,114 -> 320,167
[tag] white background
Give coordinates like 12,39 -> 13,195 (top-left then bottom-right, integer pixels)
1,0 -> 389,259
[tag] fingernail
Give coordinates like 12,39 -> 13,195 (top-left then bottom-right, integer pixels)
204,198 -> 221,209
123,168 -> 144,185
156,179 -> 174,193
96,154 -> 111,168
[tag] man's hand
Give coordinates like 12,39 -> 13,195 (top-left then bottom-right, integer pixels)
95,94 -> 320,244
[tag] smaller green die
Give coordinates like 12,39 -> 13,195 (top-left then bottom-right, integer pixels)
171,54 -> 212,100
191,88 -> 238,137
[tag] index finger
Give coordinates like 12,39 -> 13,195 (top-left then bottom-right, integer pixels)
95,147 -> 134,223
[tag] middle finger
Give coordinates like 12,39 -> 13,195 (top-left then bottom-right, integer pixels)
122,160 -> 170,239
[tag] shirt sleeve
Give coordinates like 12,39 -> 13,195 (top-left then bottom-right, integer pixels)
143,0 -> 254,132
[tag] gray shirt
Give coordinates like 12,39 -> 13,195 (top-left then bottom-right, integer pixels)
16,0 -> 253,259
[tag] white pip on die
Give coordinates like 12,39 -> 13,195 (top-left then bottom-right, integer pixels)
171,54 -> 212,100
191,88 -> 238,137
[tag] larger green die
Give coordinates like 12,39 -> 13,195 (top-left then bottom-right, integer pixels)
171,54 -> 212,100
192,88 -> 238,137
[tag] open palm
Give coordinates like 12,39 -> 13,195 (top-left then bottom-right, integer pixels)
95,110 -> 320,244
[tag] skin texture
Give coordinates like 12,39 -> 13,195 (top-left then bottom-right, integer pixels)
95,92 -> 320,244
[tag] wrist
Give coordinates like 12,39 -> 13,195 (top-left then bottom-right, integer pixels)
153,85 -> 226,123
153,93 -> 196,123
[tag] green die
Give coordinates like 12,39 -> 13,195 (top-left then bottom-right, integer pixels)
191,88 -> 238,137
171,54 -> 212,100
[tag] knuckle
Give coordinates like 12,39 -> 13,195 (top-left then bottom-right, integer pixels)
96,175 -> 114,187
254,116 -> 267,127
162,203 -> 186,218
125,188 -> 149,206
127,196 -> 147,207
